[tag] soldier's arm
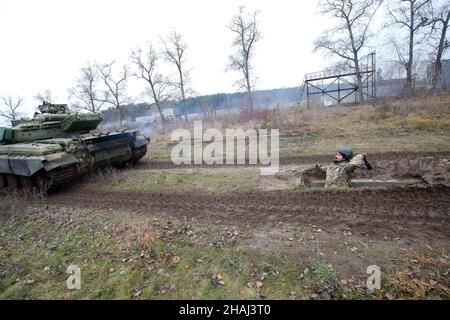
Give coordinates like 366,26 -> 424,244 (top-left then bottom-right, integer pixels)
315,164 -> 328,172
346,154 -> 371,171
301,164 -> 327,187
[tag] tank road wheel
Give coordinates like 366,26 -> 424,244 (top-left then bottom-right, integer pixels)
0,174 -> 6,189
33,174 -> 51,194
131,146 -> 148,164
5,174 -> 20,190
19,176 -> 35,192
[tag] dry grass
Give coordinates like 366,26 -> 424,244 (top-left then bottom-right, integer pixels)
108,219 -> 159,252
380,250 -> 450,300
143,94 -> 450,161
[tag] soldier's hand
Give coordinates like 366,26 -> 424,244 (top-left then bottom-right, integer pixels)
363,157 -> 373,170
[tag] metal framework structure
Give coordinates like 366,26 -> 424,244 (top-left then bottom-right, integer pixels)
298,52 -> 376,107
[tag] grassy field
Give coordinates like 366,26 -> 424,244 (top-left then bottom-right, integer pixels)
1,196 -> 448,300
80,168 -> 259,192
0,198 -> 343,299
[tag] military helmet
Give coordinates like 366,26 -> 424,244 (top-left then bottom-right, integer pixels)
337,146 -> 353,160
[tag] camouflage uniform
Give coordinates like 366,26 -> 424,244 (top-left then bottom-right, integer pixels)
38,102 -> 69,114
317,154 -> 367,188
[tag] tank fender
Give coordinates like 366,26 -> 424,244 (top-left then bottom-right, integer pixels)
0,155 -> 45,176
132,135 -> 150,149
43,153 -> 80,172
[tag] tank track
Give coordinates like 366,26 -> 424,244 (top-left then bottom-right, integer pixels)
0,166 -> 77,193
0,146 -> 148,193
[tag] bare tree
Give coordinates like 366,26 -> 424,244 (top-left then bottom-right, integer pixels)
314,0 -> 383,103
95,61 -> 129,128
161,31 -> 190,120
34,89 -> 55,103
130,43 -> 171,121
429,0 -> 450,89
227,6 -> 261,109
69,62 -> 106,113
378,60 -> 405,80
387,0 -> 433,90
0,96 -> 24,122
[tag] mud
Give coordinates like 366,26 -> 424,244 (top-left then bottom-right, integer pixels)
47,185 -> 450,243
278,153 -> 450,188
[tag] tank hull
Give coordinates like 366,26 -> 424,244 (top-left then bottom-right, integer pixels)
0,130 -> 149,192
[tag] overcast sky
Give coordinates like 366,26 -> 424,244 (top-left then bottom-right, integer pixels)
3,0 -> 444,119
0,0 -> 340,115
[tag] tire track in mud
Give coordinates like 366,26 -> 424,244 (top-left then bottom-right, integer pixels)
47,186 -> 450,238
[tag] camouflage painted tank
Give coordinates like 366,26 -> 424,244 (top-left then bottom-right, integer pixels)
0,101 -> 150,192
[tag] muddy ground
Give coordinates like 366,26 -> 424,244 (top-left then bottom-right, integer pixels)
41,151 -> 450,279
48,186 -> 450,240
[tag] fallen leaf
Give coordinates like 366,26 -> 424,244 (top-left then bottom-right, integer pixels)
172,256 -> 181,264
212,273 -> 225,286
429,280 -> 438,287
385,293 -> 394,300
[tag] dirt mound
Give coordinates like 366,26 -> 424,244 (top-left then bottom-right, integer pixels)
279,154 -> 450,187
355,157 -> 450,186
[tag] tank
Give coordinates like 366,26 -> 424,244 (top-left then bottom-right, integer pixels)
0,101 -> 150,192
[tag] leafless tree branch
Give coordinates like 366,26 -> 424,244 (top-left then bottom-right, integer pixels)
130,43 -> 172,121
161,31 -> 190,120
69,61 -> 106,113
95,61 -> 129,128
0,95 -> 25,122
386,0 -> 434,89
314,0 -> 383,102
34,89 -> 55,104
227,6 -> 261,109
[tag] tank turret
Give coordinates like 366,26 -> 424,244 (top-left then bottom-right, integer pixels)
1,101 -> 103,145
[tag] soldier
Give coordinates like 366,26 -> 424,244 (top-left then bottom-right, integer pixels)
38,101 -> 69,114
303,146 -> 373,188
